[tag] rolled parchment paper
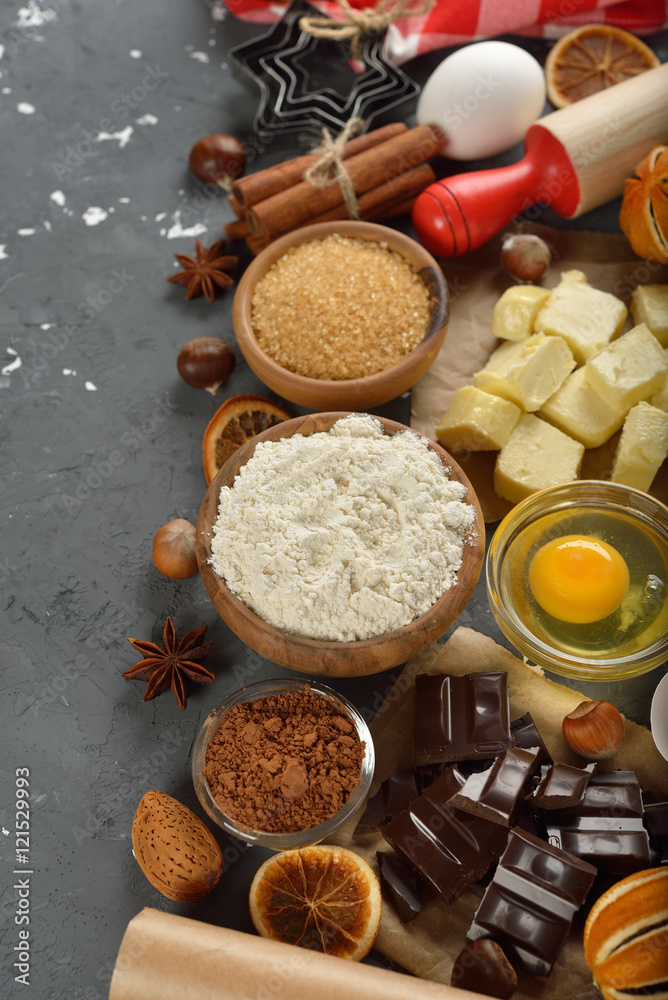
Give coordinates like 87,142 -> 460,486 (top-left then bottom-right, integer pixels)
108,907 -> 489,1000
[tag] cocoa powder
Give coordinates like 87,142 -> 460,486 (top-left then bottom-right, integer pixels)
204,686 -> 366,833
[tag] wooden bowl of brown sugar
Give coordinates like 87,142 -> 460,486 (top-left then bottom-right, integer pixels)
232,220 -> 449,410
196,412 -> 485,678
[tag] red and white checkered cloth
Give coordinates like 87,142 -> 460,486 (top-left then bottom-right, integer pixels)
221,0 -> 668,64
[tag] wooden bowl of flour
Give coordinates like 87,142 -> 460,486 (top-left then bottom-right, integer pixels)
196,412 -> 484,678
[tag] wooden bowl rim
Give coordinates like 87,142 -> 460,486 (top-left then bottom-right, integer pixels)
232,220 -> 449,394
196,411 -> 485,659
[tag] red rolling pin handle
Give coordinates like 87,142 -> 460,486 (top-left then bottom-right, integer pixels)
412,125 -> 580,258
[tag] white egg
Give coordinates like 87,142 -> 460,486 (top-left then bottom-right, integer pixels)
416,41 -> 546,161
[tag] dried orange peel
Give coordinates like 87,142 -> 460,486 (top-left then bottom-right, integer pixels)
545,24 -> 659,108
583,867 -> 668,999
249,845 -> 382,961
202,393 -> 291,483
620,145 -> 668,264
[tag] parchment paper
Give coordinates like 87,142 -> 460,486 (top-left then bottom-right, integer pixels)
410,224 -> 668,521
331,626 -> 668,998
108,907 -> 490,1000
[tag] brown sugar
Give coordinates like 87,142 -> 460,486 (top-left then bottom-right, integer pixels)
250,234 -> 431,380
204,686 -> 366,834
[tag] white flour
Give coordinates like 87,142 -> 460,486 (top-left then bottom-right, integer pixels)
210,414 -> 476,641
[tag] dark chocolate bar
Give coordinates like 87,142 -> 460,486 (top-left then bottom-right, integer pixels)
527,762 -> 597,809
467,827 -> 597,976
382,766 -> 508,903
414,672 -> 515,764
510,712 -> 552,763
545,771 -> 652,874
355,768 -> 420,832
376,851 -> 423,923
449,746 -> 542,826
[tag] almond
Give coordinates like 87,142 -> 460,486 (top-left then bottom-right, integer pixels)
132,789 -> 223,902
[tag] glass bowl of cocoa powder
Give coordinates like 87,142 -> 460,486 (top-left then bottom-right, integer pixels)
192,677 -> 375,849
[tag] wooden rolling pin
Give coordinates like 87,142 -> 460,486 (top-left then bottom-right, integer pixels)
413,62 -> 668,257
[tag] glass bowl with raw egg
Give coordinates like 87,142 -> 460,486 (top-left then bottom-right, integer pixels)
486,481 -> 668,682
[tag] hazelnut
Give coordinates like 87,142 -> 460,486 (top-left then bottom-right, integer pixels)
152,519 -> 198,579
501,233 -> 551,283
562,700 -> 625,760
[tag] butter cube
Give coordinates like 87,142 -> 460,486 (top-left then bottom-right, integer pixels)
491,285 -> 551,341
631,284 -> 668,348
584,323 -> 668,411
473,333 -> 575,412
494,414 -> 585,504
650,356 -> 668,413
540,367 -> 627,448
435,386 -> 521,452
534,269 -> 627,364
610,402 -> 668,492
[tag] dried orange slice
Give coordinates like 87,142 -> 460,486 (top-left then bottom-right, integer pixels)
620,145 -> 668,263
249,845 -> 382,961
583,867 -> 668,1000
202,393 -> 291,484
545,25 -> 659,108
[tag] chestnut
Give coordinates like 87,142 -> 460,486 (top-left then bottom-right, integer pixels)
451,939 -> 517,999
562,700 -> 625,760
501,233 -> 551,283
153,519 -> 198,579
177,337 -> 235,395
188,134 -> 246,189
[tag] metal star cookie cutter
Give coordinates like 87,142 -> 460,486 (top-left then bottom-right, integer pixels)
229,3 -> 309,142
228,0 -> 418,145
264,34 -> 412,120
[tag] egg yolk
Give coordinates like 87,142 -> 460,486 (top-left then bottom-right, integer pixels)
528,534 -> 630,624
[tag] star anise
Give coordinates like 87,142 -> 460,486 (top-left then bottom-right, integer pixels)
122,616 -> 214,710
167,238 -> 238,303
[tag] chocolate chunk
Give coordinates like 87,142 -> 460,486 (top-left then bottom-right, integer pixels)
449,747 -> 542,826
382,766 -> 508,904
513,800 -> 546,841
376,851 -> 423,923
644,799 -> 668,837
527,762 -> 597,809
451,939 -> 517,999
644,800 -> 668,864
510,712 -> 552,763
545,771 -> 652,875
355,769 -> 420,832
467,827 -> 597,976
457,758 -> 501,777
414,763 -> 446,789
415,672 -> 515,764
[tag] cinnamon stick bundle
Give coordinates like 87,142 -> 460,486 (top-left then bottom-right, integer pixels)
249,125 -> 440,241
245,164 -> 435,254
232,122 -> 408,210
246,196 -> 421,255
